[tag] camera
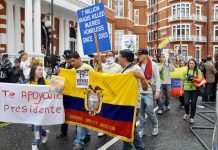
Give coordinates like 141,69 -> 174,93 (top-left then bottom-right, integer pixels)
186,74 -> 194,81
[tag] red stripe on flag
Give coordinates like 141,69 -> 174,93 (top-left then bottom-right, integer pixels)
65,109 -> 133,138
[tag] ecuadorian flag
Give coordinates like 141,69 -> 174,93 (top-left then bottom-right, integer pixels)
158,38 -> 170,51
170,66 -> 187,97
59,69 -> 138,142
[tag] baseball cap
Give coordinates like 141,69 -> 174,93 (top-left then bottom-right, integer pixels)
137,49 -> 149,55
62,50 -> 73,59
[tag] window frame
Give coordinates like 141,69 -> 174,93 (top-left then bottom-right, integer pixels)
115,0 -> 124,18
195,45 -> 201,62
214,5 -> 218,20
107,23 -> 113,48
115,30 -> 124,52
172,3 -> 190,17
134,9 -> 139,25
128,0 -> 133,20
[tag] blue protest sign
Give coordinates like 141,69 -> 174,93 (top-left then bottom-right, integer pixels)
77,3 -> 111,55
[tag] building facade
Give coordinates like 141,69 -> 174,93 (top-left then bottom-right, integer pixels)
0,0 -> 93,58
100,0 -> 147,54
146,0 -> 218,61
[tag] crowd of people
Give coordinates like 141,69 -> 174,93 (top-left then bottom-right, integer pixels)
0,49 -> 218,150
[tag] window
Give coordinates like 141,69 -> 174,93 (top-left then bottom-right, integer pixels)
172,3 -> 190,17
154,31 -> 158,40
148,49 -> 151,56
128,31 -> 133,35
172,24 -> 190,37
147,31 -> 152,42
214,26 -> 218,40
115,30 -> 124,51
196,5 -> 201,16
215,5 -> 218,20
196,26 -> 201,37
95,0 -> 101,4
181,45 -> 188,61
115,0 -> 124,17
128,1 -> 133,20
147,14 -> 151,25
147,0 -> 151,7
154,12 -> 158,22
107,23 -> 113,46
195,46 -> 201,62
153,0 -> 157,5
214,46 -> 218,55
105,0 -> 112,9
134,9 -> 139,25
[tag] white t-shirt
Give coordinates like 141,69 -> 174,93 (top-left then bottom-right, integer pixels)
102,62 -> 122,74
20,60 -> 30,79
122,64 -> 143,108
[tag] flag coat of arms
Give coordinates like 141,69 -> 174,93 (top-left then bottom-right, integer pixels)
59,69 -> 138,142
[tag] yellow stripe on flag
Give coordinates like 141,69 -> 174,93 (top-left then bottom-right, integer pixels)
158,38 -> 170,49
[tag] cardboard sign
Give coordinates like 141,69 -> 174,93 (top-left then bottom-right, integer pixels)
77,3 -> 111,55
76,70 -> 89,88
0,83 -> 65,125
121,35 -> 136,52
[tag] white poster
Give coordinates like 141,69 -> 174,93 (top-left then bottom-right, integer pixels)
76,70 -> 89,88
121,35 -> 136,52
0,83 -> 65,125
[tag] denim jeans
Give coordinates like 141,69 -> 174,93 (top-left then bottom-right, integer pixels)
139,93 -> 158,131
184,90 -> 198,118
158,84 -> 171,111
74,127 -> 89,147
32,125 -> 46,146
122,125 -> 145,150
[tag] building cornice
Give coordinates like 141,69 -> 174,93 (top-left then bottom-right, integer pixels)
44,0 -> 90,12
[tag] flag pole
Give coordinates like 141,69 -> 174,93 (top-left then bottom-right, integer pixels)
94,33 -> 102,72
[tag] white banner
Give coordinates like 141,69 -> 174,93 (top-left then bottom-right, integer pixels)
0,83 -> 65,125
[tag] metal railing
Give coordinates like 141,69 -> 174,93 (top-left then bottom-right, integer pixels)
168,14 -> 207,22
212,86 -> 218,150
169,35 -> 207,42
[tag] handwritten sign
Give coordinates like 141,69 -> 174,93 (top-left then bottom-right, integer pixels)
77,2 -> 111,55
0,83 -> 65,125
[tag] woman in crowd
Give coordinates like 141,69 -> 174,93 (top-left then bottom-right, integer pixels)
180,59 -> 202,123
178,60 -> 186,108
28,65 -> 50,150
153,54 -> 160,63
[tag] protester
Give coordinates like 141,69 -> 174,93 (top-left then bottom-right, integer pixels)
56,50 -> 74,141
0,53 -> 12,83
19,51 -> 31,80
70,52 -> 93,150
213,53 -> 218,102
137,49 -> 161,137
203,55 -> 217,102
28,65 -> 50,150
118,49 -> 146,150
157,54 -> 175,114
180,59 -> 202,123
102,51 -> 122,74
10,58 -> 25,83
179,60 -> 186,108
152,54 -> 160,63
98,51 -> 122,137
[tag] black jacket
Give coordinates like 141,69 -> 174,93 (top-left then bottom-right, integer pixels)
10,66 -> 25,83
0,60 -> 12,82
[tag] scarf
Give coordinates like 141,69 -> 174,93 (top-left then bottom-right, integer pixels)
143,57 -> 152,80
